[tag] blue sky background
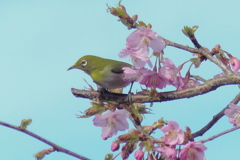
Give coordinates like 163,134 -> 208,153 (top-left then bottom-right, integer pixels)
0,0 -> 239,160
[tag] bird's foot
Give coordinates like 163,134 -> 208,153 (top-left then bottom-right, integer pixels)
97,87 -> 111,94
127,91 -> 133,104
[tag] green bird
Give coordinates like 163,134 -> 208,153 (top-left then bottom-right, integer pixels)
68,55 -> 133,90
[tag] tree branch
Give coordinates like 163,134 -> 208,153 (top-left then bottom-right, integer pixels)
189,34 -> 202,49
199,125 -> 240,143
165,39 -> 232,74
71,74 -> 240,104
192,93 -> 240,138
0,121 -> 91,160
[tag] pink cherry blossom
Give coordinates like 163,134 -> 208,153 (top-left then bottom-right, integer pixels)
160,58 -> 201,90
93,109 -> 129,140
161,58 -> 183,87
138,68 -> 167,89
122,67 -> 142,82
179,142 -> 207,160
119,26 -> 165,68
119,47 -> 152,68
134,149 -> 144,160
230,56 -> 240,72
224,103 -> 240,126
161,121 -> 185,145
155,146 -> 177,160
127,26 -> 166,53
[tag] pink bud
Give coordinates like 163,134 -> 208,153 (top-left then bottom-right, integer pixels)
111,141 -> 120,152
134,149 -> 144,160
230,57 -> 240,72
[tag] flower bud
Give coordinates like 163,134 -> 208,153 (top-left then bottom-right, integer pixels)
107,2 -> 127,17
230,56 -> 240,72
121,144 -> 130,159
134,149 -> 144,160
108,7 -> 120,16
111,141 -> 120,151
107,1 -> 138,29
118,133 -> 132,142
211,44 -> 221,54
33,148 -> 54,160
104,154 -> 113,160
185,126 -> 193,141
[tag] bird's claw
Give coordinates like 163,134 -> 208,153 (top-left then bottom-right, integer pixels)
97,87 -> 111,94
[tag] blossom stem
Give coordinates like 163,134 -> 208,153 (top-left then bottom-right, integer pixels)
190,75 -> 206,82
112,152 -> 121,160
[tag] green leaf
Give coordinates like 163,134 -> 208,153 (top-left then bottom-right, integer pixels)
182,25 -> 199,37
19,119 -> 32,130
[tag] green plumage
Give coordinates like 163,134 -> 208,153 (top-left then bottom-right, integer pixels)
68,55 -> 132,89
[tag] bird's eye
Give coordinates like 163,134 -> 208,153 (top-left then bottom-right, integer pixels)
81,60 -> 87,66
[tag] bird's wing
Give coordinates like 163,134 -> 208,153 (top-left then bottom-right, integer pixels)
111,66 -> 124,74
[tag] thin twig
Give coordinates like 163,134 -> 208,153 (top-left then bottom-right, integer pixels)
199,125 -> 240,143
165,39 -> 232,74
192,93 -> 240,138
0,121 -> 91,160
190,75 -> 206,82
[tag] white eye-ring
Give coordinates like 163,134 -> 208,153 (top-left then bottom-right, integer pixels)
81,60 -> 87,66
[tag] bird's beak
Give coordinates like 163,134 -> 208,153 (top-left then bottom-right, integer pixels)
67,66 -> 75,71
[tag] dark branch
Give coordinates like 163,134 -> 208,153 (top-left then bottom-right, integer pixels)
0,121 -> 91,160
71,74 -> 240,104
192,93 -> 240,138
189,34 -> 202,49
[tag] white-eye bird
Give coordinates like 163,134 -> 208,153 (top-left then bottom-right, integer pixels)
68,55 -> 133,90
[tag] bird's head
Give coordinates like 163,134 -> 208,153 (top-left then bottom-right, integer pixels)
67,55 -> 99,74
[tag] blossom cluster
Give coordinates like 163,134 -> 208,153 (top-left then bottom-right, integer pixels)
92,108 -> 207,160
120,27 -> 240,91
119,26 -> 201,90
154,121 -> 207,160
211,45 -> 240,78
107,119 -> 207,160
91,22 -> 240,160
